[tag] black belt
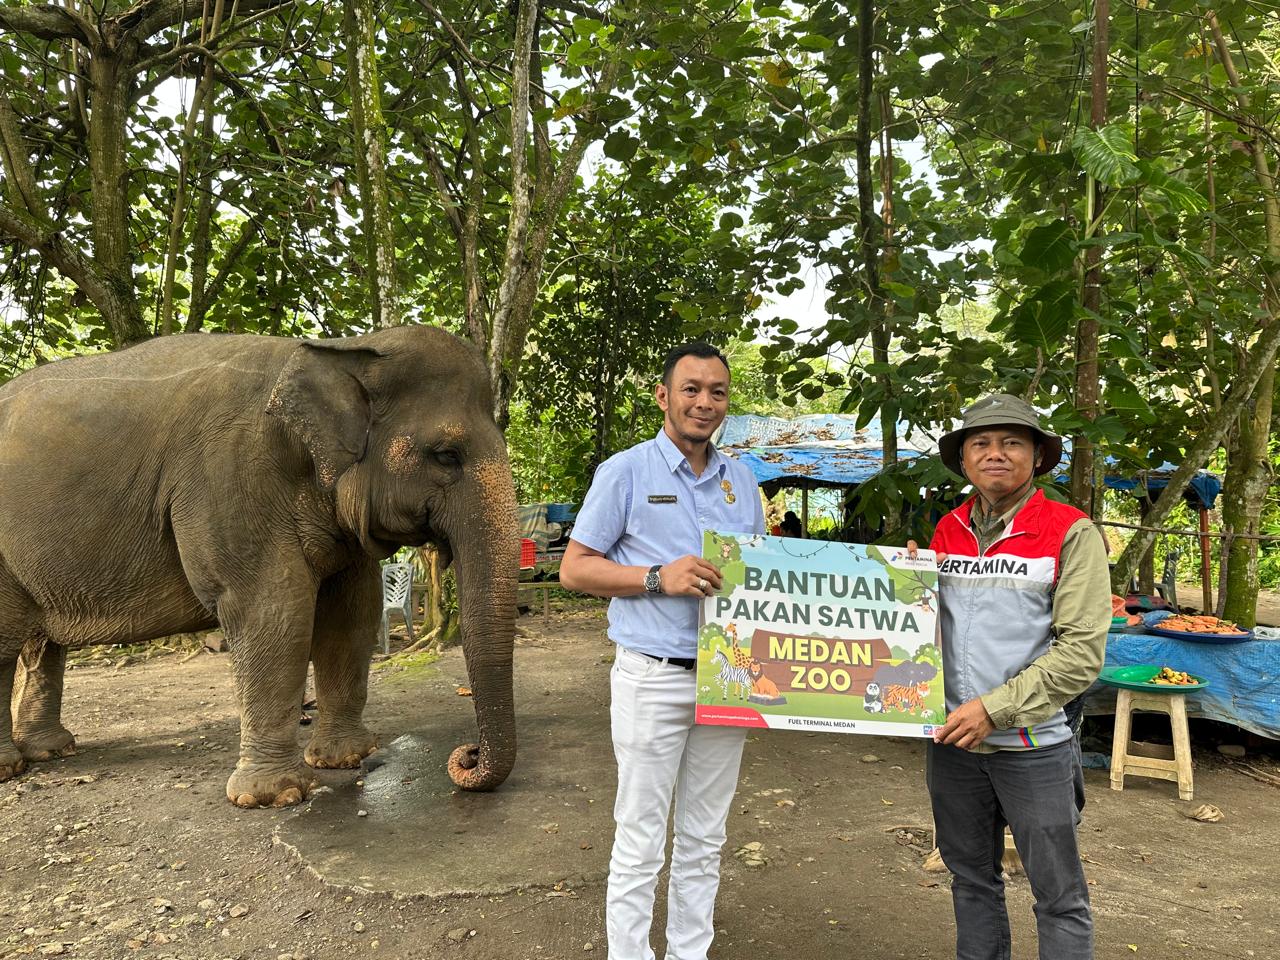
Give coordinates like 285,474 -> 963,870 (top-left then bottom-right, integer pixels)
636,651 -> 697,670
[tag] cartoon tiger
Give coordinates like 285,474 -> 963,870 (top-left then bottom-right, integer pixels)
882,682 -> 929,715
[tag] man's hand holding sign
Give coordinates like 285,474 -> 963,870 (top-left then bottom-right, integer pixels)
662,555 -> 723,598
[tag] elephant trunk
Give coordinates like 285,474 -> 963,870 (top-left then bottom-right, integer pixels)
444,460 -> 519,791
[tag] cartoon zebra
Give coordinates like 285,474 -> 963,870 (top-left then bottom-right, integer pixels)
711,648 -> 753,702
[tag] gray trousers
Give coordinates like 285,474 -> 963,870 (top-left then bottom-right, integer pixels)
927,740 -> 1093,960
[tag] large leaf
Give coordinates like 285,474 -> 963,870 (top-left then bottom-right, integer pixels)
1018,219 -> 1077,273
1071,125 -> 1140,186
1105,384 -> 1157,425
1008,280 -> 1075,353
603,131 -> 639,162
1139,164 -> 1208,213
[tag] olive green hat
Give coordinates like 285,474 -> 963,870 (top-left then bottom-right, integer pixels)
938,393 -> 1063,478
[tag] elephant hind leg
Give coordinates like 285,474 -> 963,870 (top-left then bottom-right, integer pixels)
0,569 -> 37,779
14,637 -> 76,761
304,561 -> 380,771
0,647 -> 26,781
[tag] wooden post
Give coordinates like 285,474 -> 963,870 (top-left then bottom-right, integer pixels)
1199,507 -> 1213,614
801,488 -> 809,539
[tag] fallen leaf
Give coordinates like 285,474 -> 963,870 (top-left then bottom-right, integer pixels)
1182,803 -> 1223,823
456,686 -> 472,697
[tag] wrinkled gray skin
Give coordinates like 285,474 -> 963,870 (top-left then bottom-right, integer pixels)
0,326 -> 518,807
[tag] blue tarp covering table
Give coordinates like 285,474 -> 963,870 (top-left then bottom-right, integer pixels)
1086,631 -> 1280,739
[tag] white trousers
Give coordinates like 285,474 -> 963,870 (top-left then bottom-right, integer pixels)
606,645 -> 747,960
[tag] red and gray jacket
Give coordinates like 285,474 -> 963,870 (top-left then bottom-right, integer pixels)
929,490 -> 1087,750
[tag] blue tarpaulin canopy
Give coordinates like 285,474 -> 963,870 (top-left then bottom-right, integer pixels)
714,415 -> 929,491
1092,465 -> 1222,511
716,414 -> 1222,508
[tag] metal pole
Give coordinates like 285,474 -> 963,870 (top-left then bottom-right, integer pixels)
1199,507 -> 1213,613
801,488 -> 809,538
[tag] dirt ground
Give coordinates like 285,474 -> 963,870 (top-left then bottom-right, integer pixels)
2,602 -> 1277,960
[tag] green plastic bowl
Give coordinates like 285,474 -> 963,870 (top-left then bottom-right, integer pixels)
1098,664 -> 1208,692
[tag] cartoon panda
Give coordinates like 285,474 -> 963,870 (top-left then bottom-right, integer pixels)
863,681 -> 885,714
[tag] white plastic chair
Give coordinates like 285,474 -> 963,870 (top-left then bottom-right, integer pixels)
380,563 -> 415,653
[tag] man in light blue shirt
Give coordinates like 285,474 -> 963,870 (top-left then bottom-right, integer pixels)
561,342 -> 764,960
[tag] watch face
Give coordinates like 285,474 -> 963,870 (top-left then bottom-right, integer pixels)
645,570 -> 660,593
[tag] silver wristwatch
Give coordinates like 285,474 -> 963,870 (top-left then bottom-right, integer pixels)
643,564 -> 663,594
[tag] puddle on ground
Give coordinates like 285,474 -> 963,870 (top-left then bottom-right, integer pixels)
274,726 -> 611,897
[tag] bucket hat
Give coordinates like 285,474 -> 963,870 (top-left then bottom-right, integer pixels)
938,394 -> 1062,478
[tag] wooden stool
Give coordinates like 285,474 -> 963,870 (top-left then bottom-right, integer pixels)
518,580 -> 556,627
1109,689 -> 1194,800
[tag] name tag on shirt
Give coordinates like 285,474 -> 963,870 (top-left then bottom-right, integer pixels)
648,495 -> 678,504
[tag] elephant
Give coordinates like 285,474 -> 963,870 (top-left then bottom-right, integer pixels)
0,324 -> 518,807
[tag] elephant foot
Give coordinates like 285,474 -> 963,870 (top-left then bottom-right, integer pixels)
15,725 -> 76,762
225,759 -> 314,809
304,726 -> 378,770
0,745 -> 27,781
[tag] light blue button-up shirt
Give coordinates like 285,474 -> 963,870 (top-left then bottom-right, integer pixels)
571,429 -> 765,658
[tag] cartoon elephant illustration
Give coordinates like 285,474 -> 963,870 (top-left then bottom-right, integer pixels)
0,325 -> 518,807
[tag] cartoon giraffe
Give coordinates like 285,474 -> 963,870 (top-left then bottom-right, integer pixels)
726,625 -> 754,673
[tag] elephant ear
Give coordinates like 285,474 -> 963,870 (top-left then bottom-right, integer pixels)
266,338 -> 384,491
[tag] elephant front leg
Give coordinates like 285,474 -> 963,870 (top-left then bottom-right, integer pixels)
305,563 -> 380,770
14,639 -> 76,761
221,597 -> 315,808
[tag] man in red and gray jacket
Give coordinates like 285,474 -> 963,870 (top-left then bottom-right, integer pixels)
926,394 -> 1110,960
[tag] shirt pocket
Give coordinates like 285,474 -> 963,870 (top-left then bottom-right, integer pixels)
624,491 -> 685,539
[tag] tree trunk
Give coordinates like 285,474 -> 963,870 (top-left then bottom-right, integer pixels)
1205,10 -> 1280,626
487,0 -> 539,425
344,0 -> 400,328
1137,496 -> 1155,594
856,0 -> 895,528
158,1 -> 226,336
876,83 -> 899,532
87,47 -> 148,345
1220,364 -> 1274,627
1110,315 -> 1280,592
1069,0 -> 1108,514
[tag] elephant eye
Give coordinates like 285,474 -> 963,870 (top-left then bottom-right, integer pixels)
433,448 -> 463,468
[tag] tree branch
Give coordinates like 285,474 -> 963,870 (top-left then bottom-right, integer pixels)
121,0 -> 293,44
0,5 -> 97,44
187,214 -> 260,332
0,87 -> 41,215
0,199 -> 110,306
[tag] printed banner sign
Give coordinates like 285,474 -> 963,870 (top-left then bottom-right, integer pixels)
695,531 -> 942,737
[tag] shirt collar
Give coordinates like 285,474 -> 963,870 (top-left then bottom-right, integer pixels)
654,428 -> 726,479
961,486 -> 1044,534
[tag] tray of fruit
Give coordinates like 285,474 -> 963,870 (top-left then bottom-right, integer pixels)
1098,664 -> 1208,692
1144,613 -> 1253,644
